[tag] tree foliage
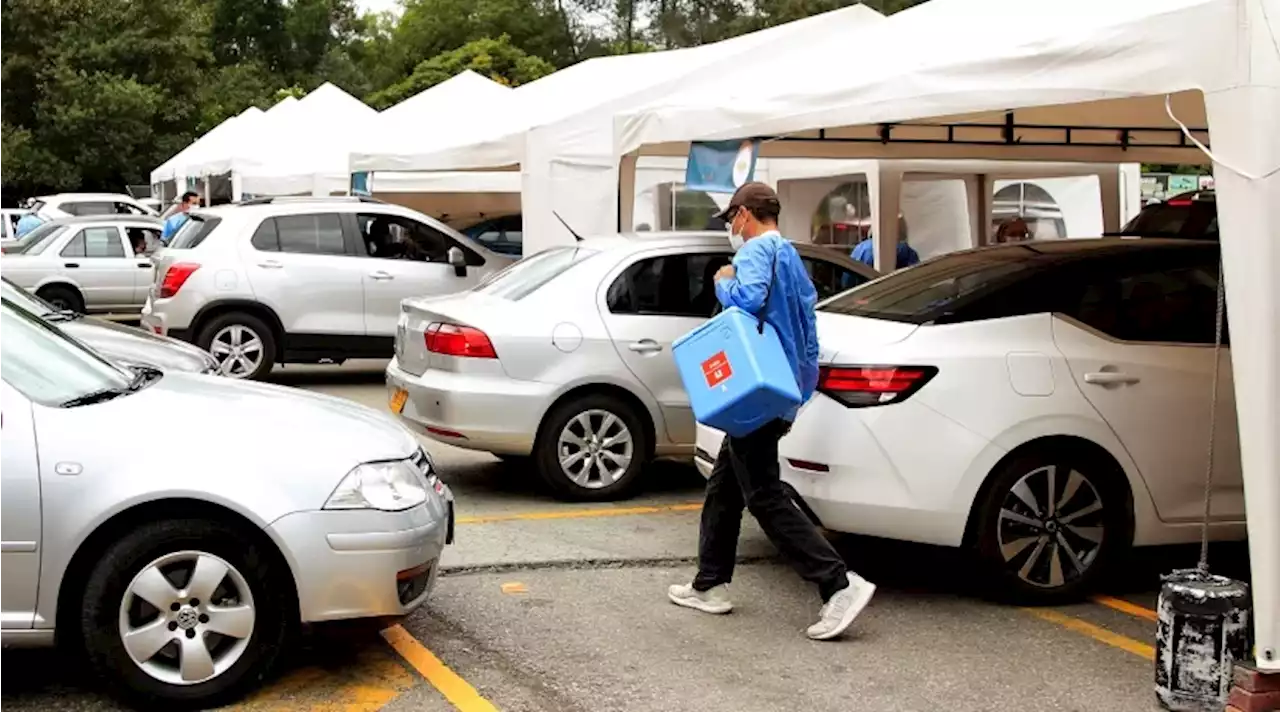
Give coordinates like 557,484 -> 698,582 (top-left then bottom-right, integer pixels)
1,0 -> 931,201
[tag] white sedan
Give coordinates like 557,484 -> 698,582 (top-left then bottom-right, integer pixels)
696,238 -> 1244,602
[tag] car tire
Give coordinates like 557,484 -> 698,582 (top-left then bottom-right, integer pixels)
80,518 -> 294,711
972,448 -> 1132,605
37,284 -> 85,313
535,393 -> 650,502
197,312 -> 277,380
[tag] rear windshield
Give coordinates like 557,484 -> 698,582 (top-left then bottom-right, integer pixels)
819,251 -> 1036,324
21,225 -> 69,256
1119,200 -> 1217,239
473,247 -> 598,301
168,215 -> 222,249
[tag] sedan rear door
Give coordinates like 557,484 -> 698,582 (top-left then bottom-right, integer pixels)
58,225 -> 138,310
598,246 -> 732,445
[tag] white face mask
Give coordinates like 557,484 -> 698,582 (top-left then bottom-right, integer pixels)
726,218 -> 745,252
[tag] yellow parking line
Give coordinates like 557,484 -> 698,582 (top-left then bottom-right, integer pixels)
457,502 -> 702,525
1023,608 -> 1155,661
381,624 -> 499,712
1091,595 -> 1159,622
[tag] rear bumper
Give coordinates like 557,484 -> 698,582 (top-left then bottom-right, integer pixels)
386,357 -> 554,456
777,396 -> 993,548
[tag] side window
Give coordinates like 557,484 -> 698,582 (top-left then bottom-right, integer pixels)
802,257 -> 867,301
61,227 -> 125,258
608,253 -> 729,318
251,218 -> 280,251
274,214 -> 346,255
115,202 -> 148,216
126,227 -> 161,256
1064,259 -> 1224,345
66,202 -> 113,216
357,213 -> 483,265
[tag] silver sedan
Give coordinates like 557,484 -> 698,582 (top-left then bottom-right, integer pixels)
0,298 -> 454,709
0,215 -> 163,314
386,231 -> 876,501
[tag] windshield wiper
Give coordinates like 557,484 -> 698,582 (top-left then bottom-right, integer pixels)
126,365 -> 163,391
43,310 -> 72,323
60,388 -> 126,408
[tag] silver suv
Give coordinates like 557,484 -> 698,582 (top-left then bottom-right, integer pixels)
141,197 -> 516,379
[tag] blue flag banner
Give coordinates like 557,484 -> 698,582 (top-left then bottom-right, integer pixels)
685,140 -> 760,193
350,171 -> 371,196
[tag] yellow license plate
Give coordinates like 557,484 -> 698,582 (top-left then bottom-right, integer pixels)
389,388 -> 408,414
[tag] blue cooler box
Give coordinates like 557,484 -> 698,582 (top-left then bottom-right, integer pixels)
672,306 -> 802,438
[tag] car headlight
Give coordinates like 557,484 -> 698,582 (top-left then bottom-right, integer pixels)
325,459 -> 428,511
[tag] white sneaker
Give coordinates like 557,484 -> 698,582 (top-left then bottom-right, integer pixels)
806,573 -> 875,640
667,583 -> 733,614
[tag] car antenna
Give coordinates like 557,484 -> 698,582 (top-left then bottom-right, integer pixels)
553,211 -> 584,243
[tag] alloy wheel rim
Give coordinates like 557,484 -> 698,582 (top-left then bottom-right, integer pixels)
210,325 -> 264,378
556,409 -> 634,489
996,464 -> 1105,589
118,550 -> 256,686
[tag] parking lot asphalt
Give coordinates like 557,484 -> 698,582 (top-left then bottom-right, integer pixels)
3,360 -> 1251,712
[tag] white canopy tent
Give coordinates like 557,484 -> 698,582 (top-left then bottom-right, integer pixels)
150,106 -> 265,201
357,71 -> 522,226
613,0 -> 1279,671
194,84 -> 374,198
349,4 -> 887,254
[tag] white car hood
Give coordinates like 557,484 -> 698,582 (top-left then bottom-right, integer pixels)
36,373 -> 421,517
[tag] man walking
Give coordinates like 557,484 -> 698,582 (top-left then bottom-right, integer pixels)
668,182 -> 876,641
161,191 -> 199,244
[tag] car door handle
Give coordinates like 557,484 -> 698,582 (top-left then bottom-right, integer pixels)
64,262 -> 80,269
137,262 -> 151,268
257,260 -> 283,269
368,270 -> 394,281
1084,371 -> 1140,386
628,339 -> 664,354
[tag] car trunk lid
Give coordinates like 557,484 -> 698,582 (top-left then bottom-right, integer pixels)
815,312 -> 920,364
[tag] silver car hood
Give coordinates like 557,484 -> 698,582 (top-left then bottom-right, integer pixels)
36,372 -> 421,518
61,317 -> 216,373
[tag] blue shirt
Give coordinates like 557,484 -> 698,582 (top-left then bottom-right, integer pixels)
15,213 -> 43,237
161,213 -> 189,242
715,231 -> 819,422
851,238 -> 920,269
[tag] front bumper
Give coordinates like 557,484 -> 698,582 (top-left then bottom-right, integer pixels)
268,498 -> 453,623
385,357 -> 555,456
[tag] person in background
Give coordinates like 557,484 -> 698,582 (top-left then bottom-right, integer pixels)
15,211 -> 44,238
995,216 -> 1031,243
851,215 -> 919,270
667,181 -> 876,642
161,191 -> 199,243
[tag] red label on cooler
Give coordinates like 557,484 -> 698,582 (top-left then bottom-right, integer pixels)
702,351 -> 733,388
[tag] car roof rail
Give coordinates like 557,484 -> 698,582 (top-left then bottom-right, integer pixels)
236,195 -> 387,207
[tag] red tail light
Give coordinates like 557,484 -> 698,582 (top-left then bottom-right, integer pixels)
1166,199 -> 1193,206
424,322 -> 497,358
817,365 -> 938,408
159,262 -> 200,298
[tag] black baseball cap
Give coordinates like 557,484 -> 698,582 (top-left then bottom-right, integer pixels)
714,181 -> 781,221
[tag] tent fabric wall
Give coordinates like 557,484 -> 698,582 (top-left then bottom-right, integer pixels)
151,106 -> 264,186
611,0 -> 1280,669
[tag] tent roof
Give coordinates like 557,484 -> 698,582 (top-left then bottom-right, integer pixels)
615,0 -> 1272,166
151,106 -> 263,183
381,69 -> 511,121
351,4 -> 886,173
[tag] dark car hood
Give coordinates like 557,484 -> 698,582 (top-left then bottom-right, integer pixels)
61,317 -> 216,374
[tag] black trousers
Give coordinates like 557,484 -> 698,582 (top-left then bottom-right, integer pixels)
693,419 -> 850,602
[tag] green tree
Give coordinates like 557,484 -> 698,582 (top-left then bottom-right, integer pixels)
211,0 -> 291,70
366,35 -> 555,109
393,0 -> 576,73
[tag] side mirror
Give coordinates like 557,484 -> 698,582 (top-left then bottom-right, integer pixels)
447,246 -> 467,277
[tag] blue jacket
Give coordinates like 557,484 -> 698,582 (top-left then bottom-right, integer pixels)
715,231 -> 819,422
15,213 -> 43,237
851,238 -> 920,269
161,213 -> 189,242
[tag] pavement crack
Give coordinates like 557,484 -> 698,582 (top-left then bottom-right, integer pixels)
439,554 -> 779,578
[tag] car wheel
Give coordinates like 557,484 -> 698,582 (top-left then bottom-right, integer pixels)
198,313 -> 277,380
535,393 -> 649,502
37,284 -> 85,313
80,518 -> 293,711
973,450 -> 1131,604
